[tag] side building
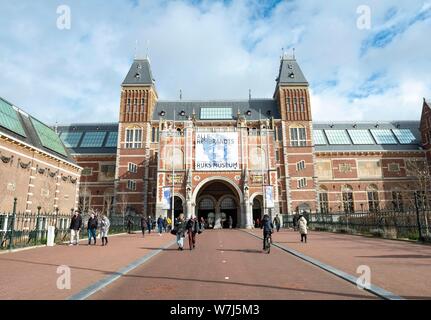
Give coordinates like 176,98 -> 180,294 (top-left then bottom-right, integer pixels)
0,97 -> 81,214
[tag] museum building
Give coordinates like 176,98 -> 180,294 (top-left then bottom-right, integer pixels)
49,54 -> 431,228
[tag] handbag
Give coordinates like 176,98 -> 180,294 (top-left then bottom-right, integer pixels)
170,228 -> 177,235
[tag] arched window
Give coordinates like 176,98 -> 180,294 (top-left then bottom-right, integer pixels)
289,125 -> 306,147
319,186 -> 329,214
220,197 -> 236,209
342,185 -> 354,214
199,198 -> 215,210
367,185 -> 379,212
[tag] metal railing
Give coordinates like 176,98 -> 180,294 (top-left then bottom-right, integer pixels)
0,200 -> 144,250
282,208 -> 431,242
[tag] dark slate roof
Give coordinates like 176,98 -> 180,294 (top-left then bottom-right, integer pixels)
122,58 -> 154,86
313,121 -> 423,152
152,99 -> 280,121
276,55 -> 308,86
0,97 -> 76,164
57,123 -> 118,155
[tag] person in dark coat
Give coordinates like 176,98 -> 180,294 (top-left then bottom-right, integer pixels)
174,213 -> 186,250
157,215 -> 164,235
126,216 -> 134,234
147,216 -> 153,234
261,214 -> 274,250
69,210 -> 82,246
87,213 -> 98,245
186,215 -> 201,250
140,216 -> 147,237
273,214 -> 281,232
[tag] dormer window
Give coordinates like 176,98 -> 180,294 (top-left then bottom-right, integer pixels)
289,72 -> 295,78
135,73 -> 141,79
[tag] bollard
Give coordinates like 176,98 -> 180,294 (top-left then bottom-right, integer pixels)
47,226 -> 55,246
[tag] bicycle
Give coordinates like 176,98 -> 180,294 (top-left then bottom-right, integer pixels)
263,232 -> 271,254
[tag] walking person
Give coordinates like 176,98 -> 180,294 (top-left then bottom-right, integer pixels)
69,210 -> 82,246
100,215 -> 110,246
127,216 -> 134,234
147,216 -> 153,234
298,213 -> 308,243
157,215 -> 164,236
273,214 -> 281,232
87,213 -> 98,245
140,216 -> 147,237
228,215 -> 233,229
174,213 -> 186,250
186,215 -> 200,250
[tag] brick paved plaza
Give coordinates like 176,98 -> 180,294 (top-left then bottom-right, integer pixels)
1,229 -> 430,300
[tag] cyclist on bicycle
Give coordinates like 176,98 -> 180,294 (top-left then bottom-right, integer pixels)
261,214 -> 274,250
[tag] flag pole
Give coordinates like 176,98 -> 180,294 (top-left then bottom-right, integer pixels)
259,109 -> 266,217
171,108 -> 176,229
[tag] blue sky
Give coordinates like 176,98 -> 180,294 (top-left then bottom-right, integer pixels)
0,0 -> 430,124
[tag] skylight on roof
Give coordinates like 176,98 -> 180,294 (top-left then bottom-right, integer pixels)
31,117 -> 67,156
370,129 -> 397,144
0,99 -> 27,137
200,107 -> 232,120
60,132 -> 82,148
80,132 -> 106,148
313,130 -> 326,145
324,130 -> 351,145
347,130 -> 375,145
105,132 -> 118,147
392,129 -> 416,144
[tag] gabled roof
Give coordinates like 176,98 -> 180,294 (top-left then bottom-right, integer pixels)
152,99 -> 280,121
313,121 -> 423,152
276,54 -> 308,86
122,58 -> 154,86
0,96 -> 76,164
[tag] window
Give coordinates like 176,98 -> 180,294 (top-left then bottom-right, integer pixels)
151,127 -> 159,143
370,129 -> 397,144
392,129 -> 416,144
134,98 -> 138,105
80,132 -> 106,148
141,98 -> 145,105
325,130 -> 351,145
342,187 -> 354,213
128,163 -> 138,173
200,107 -> 232,120
296,160 -> 305,171
127,180 -> 137,191
313,130 -> 326,145
319,189 -> 329,214
300,97 -> 305,112
286,97 -> 291,112
101,165 -> 116,178
293,98 -> 298,112
290,127 -> 306,146
348,130 -> 374,145
388,163 -> 400,172
275,150 -> 280,161
297,178 -> 307,189
367,186 -> 379,212
125,128 -> 142,148
414,191 -> 428,210
81,167 -> 92,176
392,191 -> 403,212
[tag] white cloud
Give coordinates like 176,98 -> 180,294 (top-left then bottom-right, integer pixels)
0,0 -> 429,124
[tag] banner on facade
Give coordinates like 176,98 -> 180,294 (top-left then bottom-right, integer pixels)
265,186 -> 274,208
195,132 -> 239,171
162,187 -> 171,209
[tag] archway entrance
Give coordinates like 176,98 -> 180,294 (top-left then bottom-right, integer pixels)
252,196 -> 263,227
195,180 -> 241,229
